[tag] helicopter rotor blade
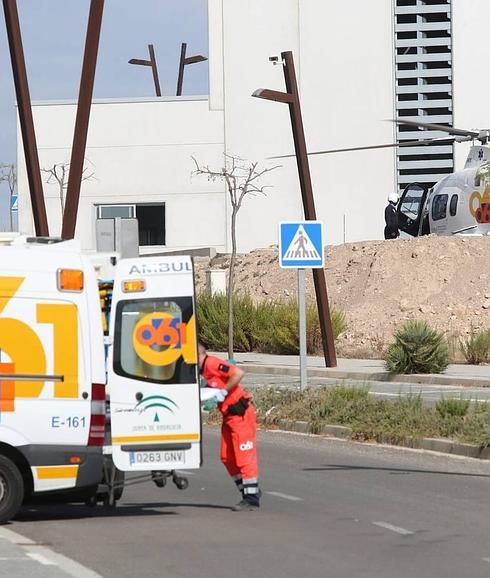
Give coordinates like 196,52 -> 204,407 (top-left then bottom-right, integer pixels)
393,118 -> 480,138
268,137 -> 456,159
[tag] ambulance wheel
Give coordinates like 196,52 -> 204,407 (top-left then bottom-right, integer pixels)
174,477 -> 189,491
0,455 -> 24,524
113,468 -> 125,501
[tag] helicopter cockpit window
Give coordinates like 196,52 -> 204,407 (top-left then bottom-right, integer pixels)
474,163 -> 490,187
449,194 -> 458,217
432,194 -> 448,221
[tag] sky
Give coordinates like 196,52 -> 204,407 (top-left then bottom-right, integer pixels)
0,0 -> 209,229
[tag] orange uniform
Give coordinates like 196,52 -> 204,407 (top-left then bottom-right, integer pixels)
201,355 -> 260,506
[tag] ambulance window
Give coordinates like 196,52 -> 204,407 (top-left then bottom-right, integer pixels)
432,194 -> 448,221
113,297 -> 197,385
449,194 -> 458,217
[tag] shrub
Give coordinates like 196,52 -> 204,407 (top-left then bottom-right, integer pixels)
385,320 -> 449,374
196,292 -> 346,355
436,396 -> 470,419
196,292 -> 228,351
460,328 -> 490,365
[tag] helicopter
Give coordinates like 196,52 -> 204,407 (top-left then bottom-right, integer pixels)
272,119 -> 490,238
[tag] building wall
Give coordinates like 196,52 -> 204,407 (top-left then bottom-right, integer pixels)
213,0 -> 396,250
452,0 -> 490,170
18,97 -> 225,252
19,0 -> 397,253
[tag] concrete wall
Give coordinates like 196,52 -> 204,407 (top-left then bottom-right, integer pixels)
211,0 -> 396,250
18,97 -> 225,252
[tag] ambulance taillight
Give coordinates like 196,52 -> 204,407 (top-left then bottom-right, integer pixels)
88,383 -> 106,446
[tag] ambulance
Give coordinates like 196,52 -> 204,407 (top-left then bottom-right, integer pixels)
0,237 -> 201,523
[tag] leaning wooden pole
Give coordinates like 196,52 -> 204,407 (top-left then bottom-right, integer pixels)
3,0 -> 49,236
62,0 -> 104,239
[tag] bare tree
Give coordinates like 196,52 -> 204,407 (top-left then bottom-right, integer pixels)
41,160 -> 95,217
0,163 -> 17,231
192,155 -> 280,359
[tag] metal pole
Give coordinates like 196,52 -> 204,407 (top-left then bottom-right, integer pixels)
298,268 -> 307,392
62,0 -> 104,240
148,44 -> 162,97
176,42 -> 187,96
281,50 -> 337,367
2,0 -> 49,236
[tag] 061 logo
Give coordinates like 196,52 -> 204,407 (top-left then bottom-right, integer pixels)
132,312 -> 196,366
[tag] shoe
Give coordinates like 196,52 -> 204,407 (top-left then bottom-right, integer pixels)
232,499 -> 260,512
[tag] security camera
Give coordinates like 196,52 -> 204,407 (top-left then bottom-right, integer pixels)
269,56 -> 280,65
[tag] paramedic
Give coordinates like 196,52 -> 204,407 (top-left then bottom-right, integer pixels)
198,343 -> 261,511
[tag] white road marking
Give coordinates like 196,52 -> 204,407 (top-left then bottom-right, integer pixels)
266,491 -> 303,502
482,558 -> 490,563
27,551 -> 57,566
0,527 -> 103,577
0,557 -> 30,561
372,521 -> 414,535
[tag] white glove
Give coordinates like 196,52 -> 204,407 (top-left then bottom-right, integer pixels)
215,389 -> 228,403
200,388 -> 228,403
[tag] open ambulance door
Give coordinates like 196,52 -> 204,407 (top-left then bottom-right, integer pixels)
107,256 -> 201,472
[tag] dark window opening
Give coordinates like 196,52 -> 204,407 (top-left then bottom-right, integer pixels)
432,193 -> 449,220
449,194 -> 458,216
136,204 -> 165,246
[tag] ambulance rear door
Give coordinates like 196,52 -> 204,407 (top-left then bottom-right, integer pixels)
108,255 -> 201,472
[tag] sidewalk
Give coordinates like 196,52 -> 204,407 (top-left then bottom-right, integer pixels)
217,352 -> 490,387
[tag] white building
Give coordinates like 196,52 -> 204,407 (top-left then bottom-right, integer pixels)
17,0 -> 490,253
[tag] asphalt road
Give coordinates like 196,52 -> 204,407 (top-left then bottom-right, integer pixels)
5,426 -> 490,578
242,373 -> 490,405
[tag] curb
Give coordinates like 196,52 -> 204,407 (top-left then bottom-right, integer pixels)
241,363 -> 490,388
257,418 -> 489,460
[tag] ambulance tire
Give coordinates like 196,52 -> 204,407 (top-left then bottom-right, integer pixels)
0,455 -> 24,524
113,468 -> 125,502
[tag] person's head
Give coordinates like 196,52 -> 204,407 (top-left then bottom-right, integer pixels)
198,343 -> 207,369
388,192 -> 399,205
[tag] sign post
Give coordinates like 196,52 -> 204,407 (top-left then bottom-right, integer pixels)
279,221 -> 325,391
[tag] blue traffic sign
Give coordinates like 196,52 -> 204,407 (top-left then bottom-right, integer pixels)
10,195 -> 18,211
279,221 -> 324,269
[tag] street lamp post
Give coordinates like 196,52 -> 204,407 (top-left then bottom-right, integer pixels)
176,42 -> 207,96
129,44 -> 162,97
252,50 -> 337,368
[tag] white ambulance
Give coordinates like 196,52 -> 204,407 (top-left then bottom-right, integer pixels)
0,237 -> 201,523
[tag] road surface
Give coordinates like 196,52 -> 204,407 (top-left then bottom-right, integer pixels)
242,372 -> 490,405
3,426 -> 490,578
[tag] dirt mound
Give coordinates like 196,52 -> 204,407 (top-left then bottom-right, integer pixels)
194,235 -> 490,358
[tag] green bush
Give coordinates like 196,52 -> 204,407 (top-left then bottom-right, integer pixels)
196,292 -> 347,355
248,385 -> 490,447
460,328 -> 490,365
385,320 -> 449,374
436,397 -> 470,419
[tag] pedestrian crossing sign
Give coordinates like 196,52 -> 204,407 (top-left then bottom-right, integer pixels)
10,195 -> 18,211
279,221 -> 324,269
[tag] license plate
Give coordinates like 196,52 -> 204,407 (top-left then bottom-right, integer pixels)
129,450 -> 186,467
